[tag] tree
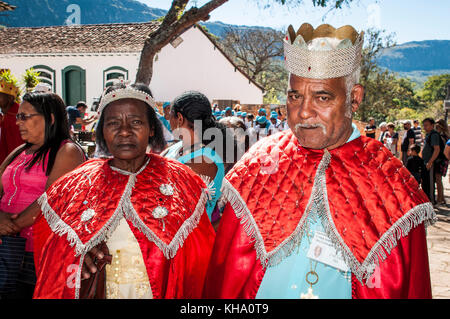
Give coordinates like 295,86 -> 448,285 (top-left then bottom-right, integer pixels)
418,74 -> 450,103
219,27 -> 288,103
135,0 -> 355,85
355,28 -> 425,122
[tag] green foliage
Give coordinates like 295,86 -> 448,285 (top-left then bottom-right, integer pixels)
22,68 -> 40,92
355,29 -> 429,123
201,25 -> 219,41
0,69 -> 21,101
417,74 -> 450,102
0,69 -> 19,86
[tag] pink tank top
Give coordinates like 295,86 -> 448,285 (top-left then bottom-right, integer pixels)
0,140 -> 72,252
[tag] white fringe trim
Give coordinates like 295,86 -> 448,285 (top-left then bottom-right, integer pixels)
220,149 -> 436,285
39,160 -> 209,263
37,193 -> 86,255
125,189 -> 208,259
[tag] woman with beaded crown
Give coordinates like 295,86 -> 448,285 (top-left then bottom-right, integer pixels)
32,82 -> 215,299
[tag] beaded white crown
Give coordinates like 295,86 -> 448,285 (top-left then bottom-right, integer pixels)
284,23 -> 364,79
98,87 -> 156,115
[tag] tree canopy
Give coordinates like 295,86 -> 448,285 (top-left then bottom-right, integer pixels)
136,0 -> 356,85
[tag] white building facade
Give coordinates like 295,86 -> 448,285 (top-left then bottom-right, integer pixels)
0,22 -> 264,108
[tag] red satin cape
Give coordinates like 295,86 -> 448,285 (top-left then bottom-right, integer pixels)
33,154 -> 215,299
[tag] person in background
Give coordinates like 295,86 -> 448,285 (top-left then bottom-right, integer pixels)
268,112 -> 281,135
378,122 -> 387,144
156,102 -> 173,147
66,101 -> 96,132
0,71 -> 24,164
162,91 -> 232,228
364,118 -> 376,139
434,119 -> 449,205
406,144 -> 427,186
444,138 -> 450,184
384,122 -> 399,157
422,118 -> 440,204
258,108 -> 267,117
413,119 -> 424,147
0,92 -> 86,299
401,120 -> 416,165
246,113 -> 255,129
218,116 -> 249,172
254,115 -> 270,140
224,107 -> 232,117
162,102 -> 171,122
240,112 -> 247,123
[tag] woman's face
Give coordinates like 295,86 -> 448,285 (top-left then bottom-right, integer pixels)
16,101 -> 46,147
103,98 -> 153,161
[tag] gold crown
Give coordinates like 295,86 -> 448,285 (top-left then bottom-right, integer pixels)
284,23 -> 364,79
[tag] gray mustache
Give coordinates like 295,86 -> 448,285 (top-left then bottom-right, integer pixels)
294,123 -> 327,134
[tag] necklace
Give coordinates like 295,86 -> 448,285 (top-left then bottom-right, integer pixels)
300,208 -> 320,299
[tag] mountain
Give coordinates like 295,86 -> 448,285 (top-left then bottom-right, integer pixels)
377,40 -> 450,86
0,0 -> 270,35
2,0 -> 449,86
0,0 -> 166,26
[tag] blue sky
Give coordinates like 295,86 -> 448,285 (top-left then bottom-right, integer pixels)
139,0 -> 450,44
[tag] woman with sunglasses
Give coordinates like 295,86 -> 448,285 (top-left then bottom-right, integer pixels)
0,92 -> 86,299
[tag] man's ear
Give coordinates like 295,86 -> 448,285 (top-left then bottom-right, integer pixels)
351,84 -> 364,113
51,113 -> 55,125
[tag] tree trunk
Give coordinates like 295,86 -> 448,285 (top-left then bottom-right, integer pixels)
135,0 -> 229,86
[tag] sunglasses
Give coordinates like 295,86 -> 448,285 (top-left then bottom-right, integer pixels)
16,113 -> 41,121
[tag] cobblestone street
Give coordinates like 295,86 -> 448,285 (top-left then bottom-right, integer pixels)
428,176 -> 450,299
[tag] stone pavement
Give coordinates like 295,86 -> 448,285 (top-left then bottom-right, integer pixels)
428,176 -> 450,299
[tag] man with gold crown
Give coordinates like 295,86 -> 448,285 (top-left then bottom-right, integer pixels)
204,23 -> 435,299
0,70 -> 24,164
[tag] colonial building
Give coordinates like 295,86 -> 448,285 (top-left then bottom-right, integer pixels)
0,21 -> 264,107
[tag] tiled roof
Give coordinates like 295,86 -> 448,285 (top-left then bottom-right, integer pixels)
0,22 -> 160,54
0,21 -> 265,92
0,1 -> 15,12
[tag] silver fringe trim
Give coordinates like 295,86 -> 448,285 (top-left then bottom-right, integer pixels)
37,193 -> 86,255
221,149 -> 436,285
37,159 -> 150,258
124,188 -> 208,259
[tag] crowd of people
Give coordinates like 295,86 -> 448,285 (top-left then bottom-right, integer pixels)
366,118 -> 449,206
0,20 -> 439,300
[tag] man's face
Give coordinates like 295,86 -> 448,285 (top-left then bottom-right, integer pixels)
423,121 -> 433,133
403,123 -> 411,130
286,74 -> 363,150
369,119 -> 375,126
0,92 -> 14,110
163,106 -> 170,117
77,106 -> 87,114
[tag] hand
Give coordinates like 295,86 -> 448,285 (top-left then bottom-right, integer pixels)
81,242 -> 110,280
0,212 -> 21,243
426,162 -> 433,171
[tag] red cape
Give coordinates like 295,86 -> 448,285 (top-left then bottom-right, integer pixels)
204,131 -> 434,299
33,154 -> 215,299
0,102 -> 24,163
